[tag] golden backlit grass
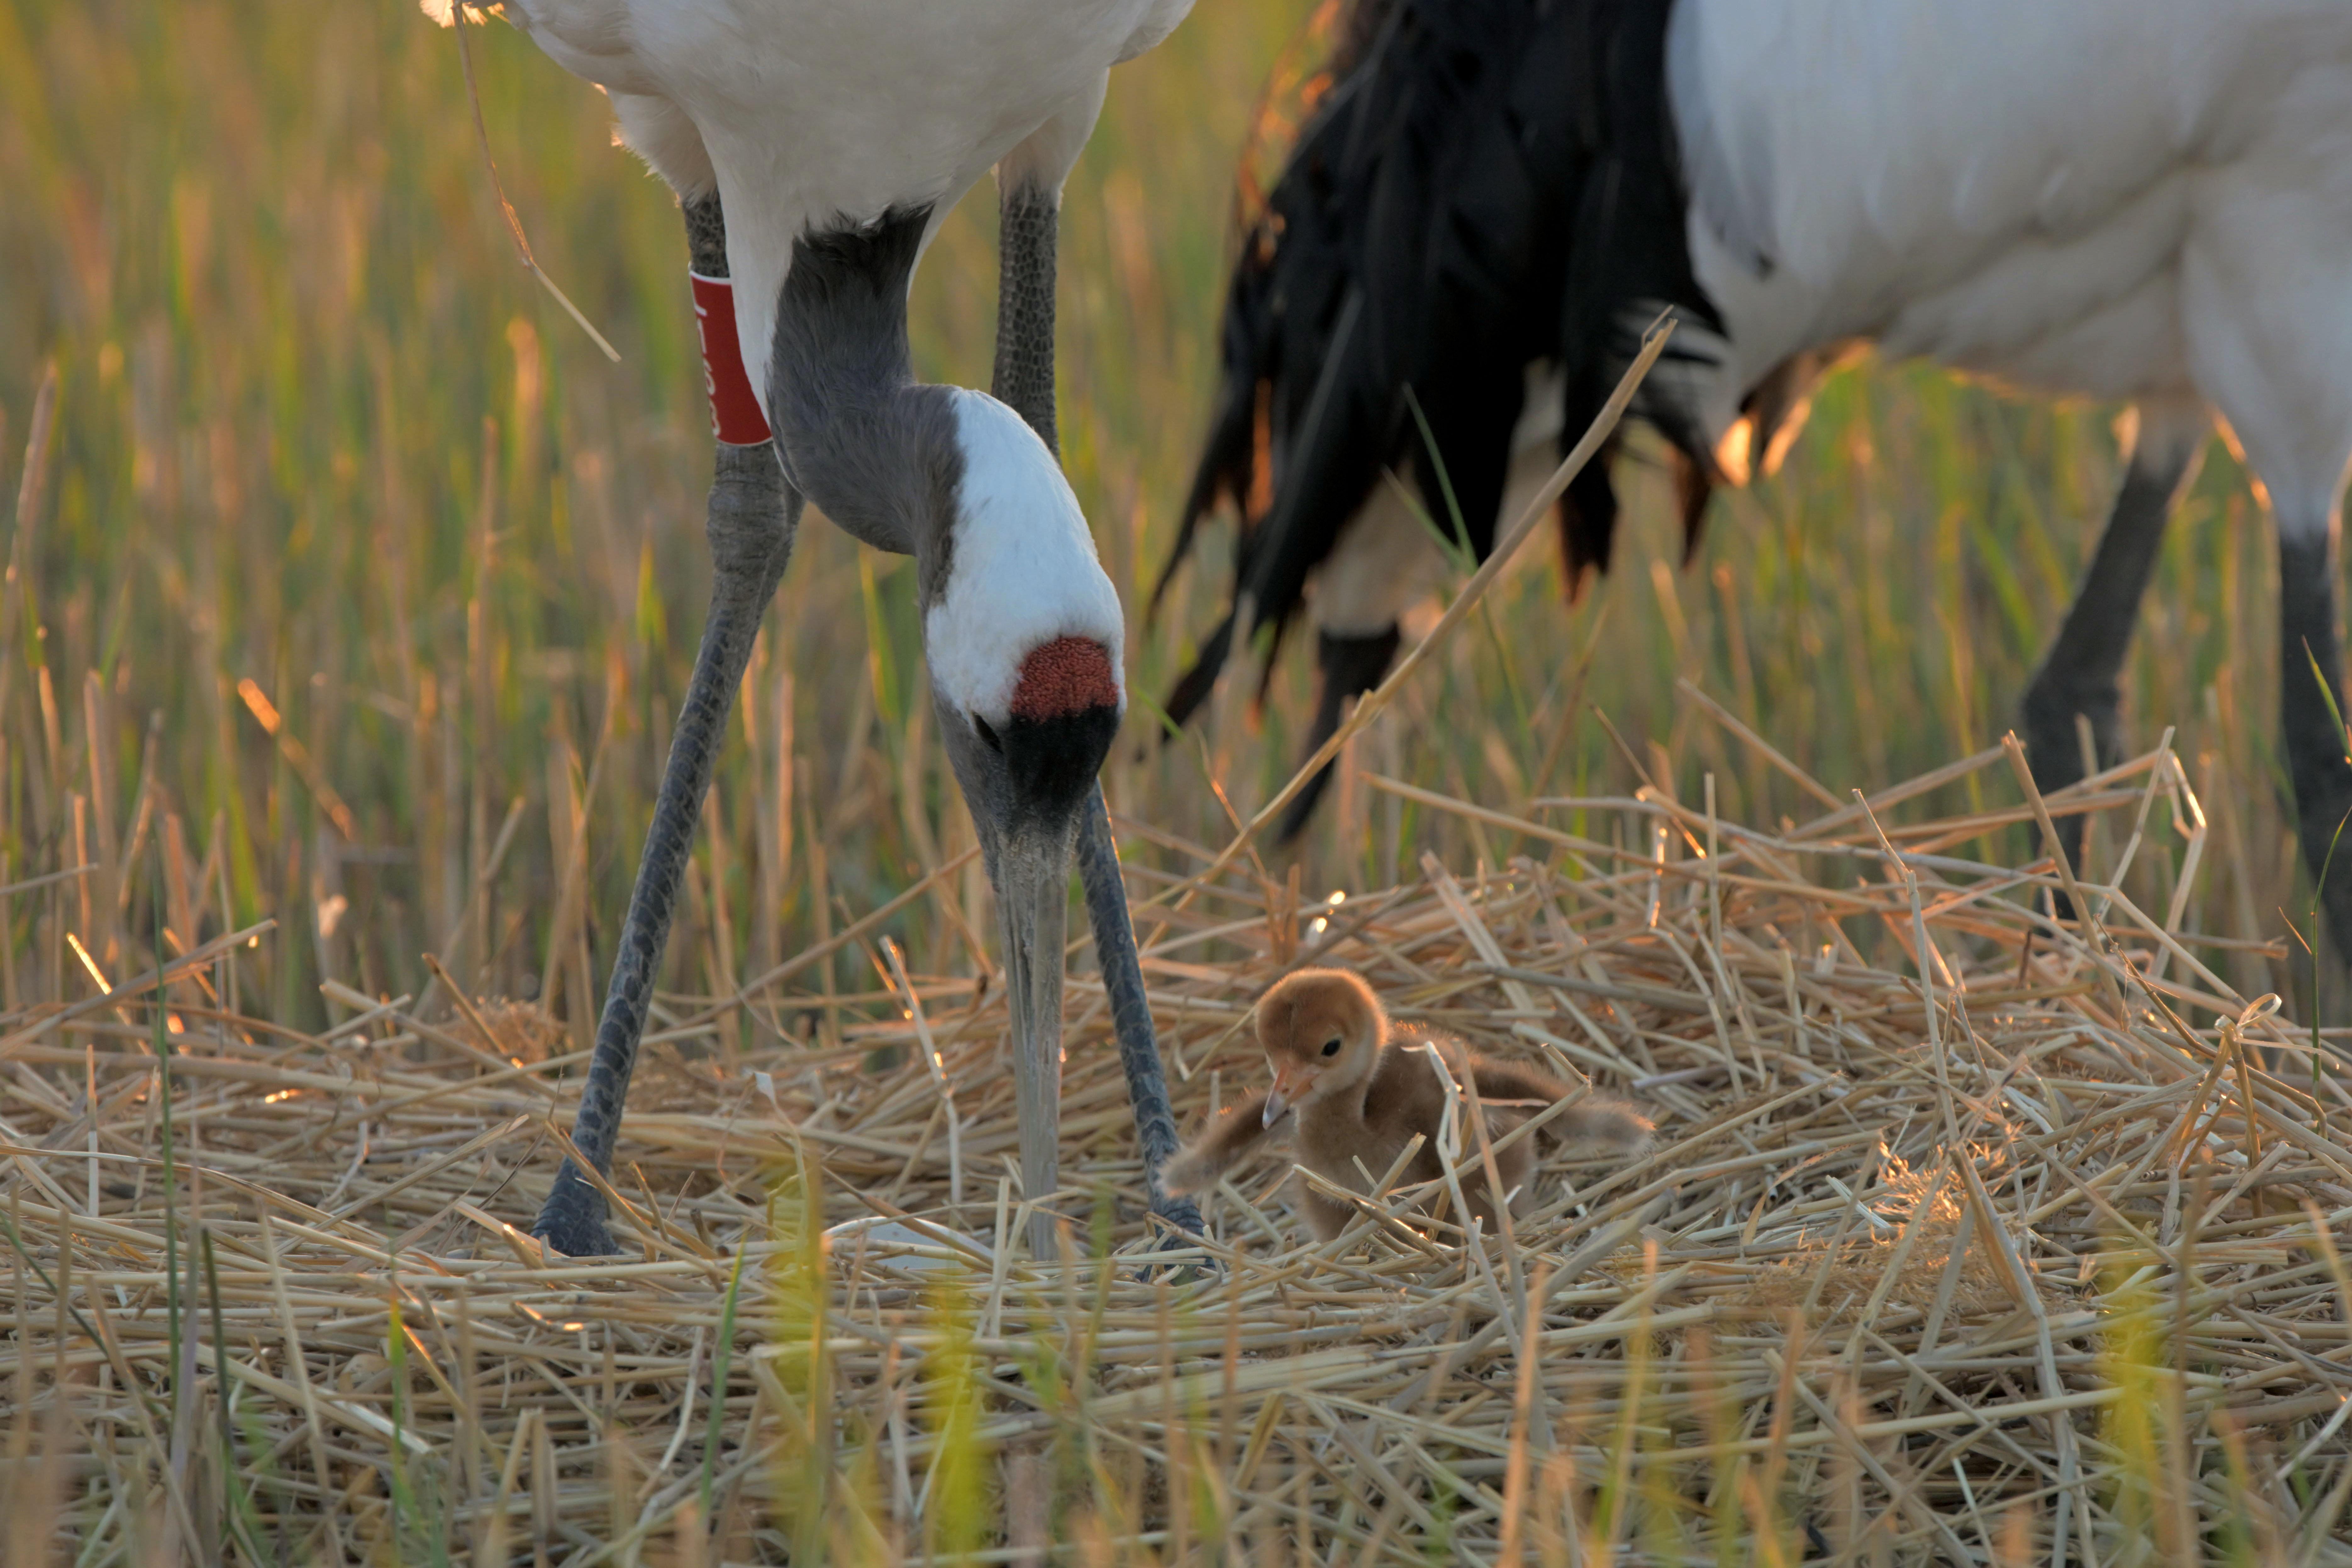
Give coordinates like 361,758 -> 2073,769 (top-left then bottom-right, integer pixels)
4,0 -> 2351,1560
0,0 -> 2315,1036
5,716 -> 2352,1564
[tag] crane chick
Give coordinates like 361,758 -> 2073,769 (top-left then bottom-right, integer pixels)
1165,967 -> 1649,1243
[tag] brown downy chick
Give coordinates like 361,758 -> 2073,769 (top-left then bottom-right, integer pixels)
1165,967 -> 1650,1242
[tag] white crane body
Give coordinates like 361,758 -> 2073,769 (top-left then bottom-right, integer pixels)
1667,0 -> 2352,520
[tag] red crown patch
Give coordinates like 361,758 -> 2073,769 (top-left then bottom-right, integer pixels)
1011,637 -> 1119,721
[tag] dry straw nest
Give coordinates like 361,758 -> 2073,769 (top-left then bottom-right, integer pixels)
5,725 -> 2352,1565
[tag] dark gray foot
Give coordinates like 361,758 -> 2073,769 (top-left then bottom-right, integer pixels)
1128,1201 -> 1217,1285
535,1162 -> 618,1257
1152,1190 -> 1205,1236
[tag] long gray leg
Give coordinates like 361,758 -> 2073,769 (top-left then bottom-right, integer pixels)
535,194 -> 799,1256
2020,409 -> 2204,890
995,175 -> 1201,1236
993,183 -> 1061,459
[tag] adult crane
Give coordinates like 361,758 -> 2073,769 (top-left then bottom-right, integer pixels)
1154,0 -> 2352,946
468,0 -> 1202,1256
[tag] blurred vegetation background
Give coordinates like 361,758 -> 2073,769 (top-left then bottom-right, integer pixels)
0,0 -> 2308,1043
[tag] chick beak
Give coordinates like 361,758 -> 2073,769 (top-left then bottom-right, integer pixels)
1265,1070 -> 1313,1127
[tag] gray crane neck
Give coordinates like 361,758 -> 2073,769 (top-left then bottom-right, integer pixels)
763,205 -> 960,581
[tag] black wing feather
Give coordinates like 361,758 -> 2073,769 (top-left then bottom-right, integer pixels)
1157,0 -> 1725,725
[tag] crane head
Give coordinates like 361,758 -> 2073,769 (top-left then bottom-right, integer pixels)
924,390 -> 1128,1203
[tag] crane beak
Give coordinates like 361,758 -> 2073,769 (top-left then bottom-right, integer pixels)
931,652 -> 1120,1255
992,826 -> 1073,1239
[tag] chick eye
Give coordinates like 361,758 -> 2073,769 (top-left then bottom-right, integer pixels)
1321,1038 -> 1342,1058
973,715 -> 1003,754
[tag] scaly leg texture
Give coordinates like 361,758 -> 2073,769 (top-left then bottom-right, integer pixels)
535,194 -> 799,1256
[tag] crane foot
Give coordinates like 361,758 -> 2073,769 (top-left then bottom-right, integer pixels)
533,1164 -> 620,1258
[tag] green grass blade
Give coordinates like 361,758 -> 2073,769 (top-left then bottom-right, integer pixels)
699,1242 -> 751,1520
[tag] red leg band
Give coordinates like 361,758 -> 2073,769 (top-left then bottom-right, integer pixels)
690,272 -> 774,447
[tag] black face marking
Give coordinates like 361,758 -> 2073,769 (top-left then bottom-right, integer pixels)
974,714 -> 1003,754
1321,1038 -> 1342,1058
999,703 -> 1120,836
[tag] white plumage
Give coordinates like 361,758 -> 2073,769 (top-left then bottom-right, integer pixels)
926,390 -> 1126,726
499,0 -> 1178,720
503,0 -> 1187,404
1670,0 -> 2352,520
